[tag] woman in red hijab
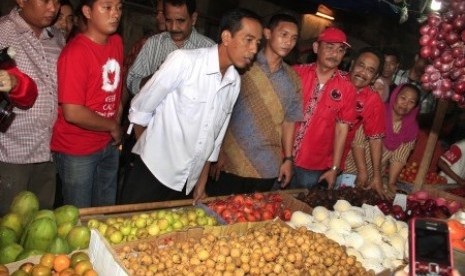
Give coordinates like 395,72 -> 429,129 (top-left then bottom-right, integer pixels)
383,83 -> 420,195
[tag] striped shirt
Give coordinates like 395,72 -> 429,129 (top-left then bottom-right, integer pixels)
0,8 -> 65,164
345,121 -> 415,179
126,28 -> 214,95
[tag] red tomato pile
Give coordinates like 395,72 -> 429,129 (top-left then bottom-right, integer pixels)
399,162 -> 447,184
207,193 -> 292,224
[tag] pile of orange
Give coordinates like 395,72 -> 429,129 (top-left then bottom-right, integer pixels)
6,252 -> 97,276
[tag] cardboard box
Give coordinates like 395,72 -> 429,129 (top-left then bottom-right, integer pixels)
88,229 -> 128,276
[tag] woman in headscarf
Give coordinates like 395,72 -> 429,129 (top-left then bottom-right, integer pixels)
342,83 -> 420,197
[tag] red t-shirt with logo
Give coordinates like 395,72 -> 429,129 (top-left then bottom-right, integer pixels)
292,63 -> 357,170
342,84 -> 386,165
51,34 -> 123,155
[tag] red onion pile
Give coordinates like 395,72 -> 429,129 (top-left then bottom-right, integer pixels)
419,0 -> 465,106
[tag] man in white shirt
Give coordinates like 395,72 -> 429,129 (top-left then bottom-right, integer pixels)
438,140 -> 465,185
120,8 -> 263,204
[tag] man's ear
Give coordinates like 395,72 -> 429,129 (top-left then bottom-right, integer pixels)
263,28 -> 271,40
312,41 -> 319,54
191,12 -> 198,26
349,60 -> 355,72
221,30 -> 232,46
82,5 -> 92,20
370,73 -> 380,84
16,0 -> 26,9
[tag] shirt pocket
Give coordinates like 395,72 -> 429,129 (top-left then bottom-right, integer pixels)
176,88 -> 208,120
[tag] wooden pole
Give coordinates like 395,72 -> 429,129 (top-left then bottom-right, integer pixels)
413,99 -> 449,192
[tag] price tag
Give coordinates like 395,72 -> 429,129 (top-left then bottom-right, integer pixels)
393,193 -> 408,211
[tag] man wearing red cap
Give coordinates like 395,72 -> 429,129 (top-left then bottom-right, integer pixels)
290,27 -> 357,189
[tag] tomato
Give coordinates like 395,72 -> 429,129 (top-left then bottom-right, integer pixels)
252,193 -> 264,200
231,195 -> 245,205
448,219 -> 465,240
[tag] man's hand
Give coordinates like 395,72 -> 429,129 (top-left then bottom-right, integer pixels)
110,121 -> 122,146
193,184 -> 207,205
278,161 -> 293,188
355,171 -> 369,189
319,169 -> 338,189
193,162 -> 210,205
0,70 -> 17,93
209,150 -> 226,181
133,124 -> 146,140
370,176 -> 389,199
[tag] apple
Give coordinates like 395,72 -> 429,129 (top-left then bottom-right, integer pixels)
157,218 -> 170,231
147,224 -> 160,236
120,224 -> 132,236
196,216 -> 207,226
195,208 -> 206,218
109,230 -> 123,244
187,210 -> 197,222
97,223 -> 108,235
134,217 -> 147,229
172,220 -> 183,230
156,210 -> 167,219
206,217 -> 216,226
87,219 -> 100,229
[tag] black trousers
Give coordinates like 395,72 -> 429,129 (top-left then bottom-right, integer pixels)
206,171 -> 276,197
118,155 -> 192,204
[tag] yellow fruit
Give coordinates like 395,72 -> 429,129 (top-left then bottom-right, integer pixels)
40,253 -> 55,269
83,269 -> 98,276
54,254 -> 71,272
74,260 -> 92,275
70,252 -> 90,268
31,264 -> 52,276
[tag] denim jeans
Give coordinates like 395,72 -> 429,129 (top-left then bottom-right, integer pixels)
55,143 -> 119,208
289,166 -> 325,189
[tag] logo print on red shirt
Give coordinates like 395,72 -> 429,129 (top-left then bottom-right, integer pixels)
330,89 -> 342,101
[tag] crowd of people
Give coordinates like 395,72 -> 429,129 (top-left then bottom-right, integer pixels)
0,0 -> 464,214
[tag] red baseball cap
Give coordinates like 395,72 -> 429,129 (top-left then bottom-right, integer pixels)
317,27 -> 351,48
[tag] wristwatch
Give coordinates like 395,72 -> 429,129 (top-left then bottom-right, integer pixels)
282,156 -> 294,163
330,165 -> 341,174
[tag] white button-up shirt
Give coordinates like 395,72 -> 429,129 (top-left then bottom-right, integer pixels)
129,45 -> 240,194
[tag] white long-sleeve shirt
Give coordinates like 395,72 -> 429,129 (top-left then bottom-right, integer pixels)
129,45 -> 240,194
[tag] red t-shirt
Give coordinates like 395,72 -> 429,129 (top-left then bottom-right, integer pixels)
342,84 -> 386,165
293,63 -> 357,170
51,34 -> 123,155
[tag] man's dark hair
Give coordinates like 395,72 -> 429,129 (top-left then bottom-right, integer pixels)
267,13 -> 299,31
79,0 -> 98,8
60,0 -> 73,7
218,8 -> 262,44
353,47 -> 385,75
163,0 -> 196,15
382,47 -> 401,63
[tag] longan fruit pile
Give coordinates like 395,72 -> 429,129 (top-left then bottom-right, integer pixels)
117,222 -> 375,276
